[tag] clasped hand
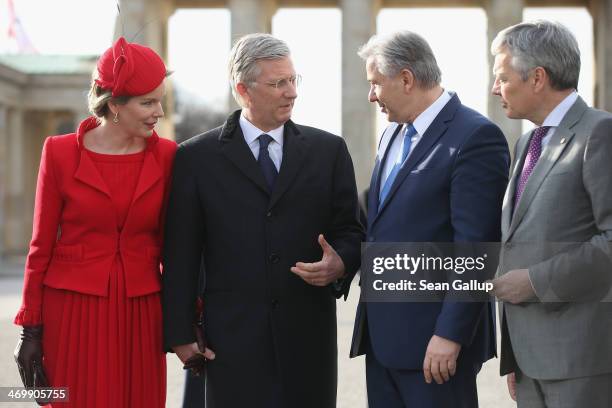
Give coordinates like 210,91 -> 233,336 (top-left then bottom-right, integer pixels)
489,268 -> 536,304
173,342 -> 216,376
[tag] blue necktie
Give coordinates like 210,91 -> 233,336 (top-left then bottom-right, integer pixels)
379,124 -> 417,206
258,134 -> 278,190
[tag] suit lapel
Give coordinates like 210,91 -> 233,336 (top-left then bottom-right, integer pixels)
74,149 -> 111,197
507,97 -> 587,239
369,124 -> 403,228
131,150 -> 162,204
220,110 -> 270,195
501,134 -> 530,241
269,121 -> 308,209
367,157 -> 381,230
376,95 -> 459,216
121,147 -> 164,234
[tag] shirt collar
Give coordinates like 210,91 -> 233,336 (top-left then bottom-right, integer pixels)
411,90 -> 453,137
239,113 -> 284,147
541,91 -> 578,128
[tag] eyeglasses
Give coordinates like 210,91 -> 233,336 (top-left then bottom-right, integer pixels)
262,74 -> 302,90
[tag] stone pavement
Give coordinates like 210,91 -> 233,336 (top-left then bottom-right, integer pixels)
0,262 -> 515,407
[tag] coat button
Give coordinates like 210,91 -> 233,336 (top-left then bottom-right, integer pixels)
269,254 -> 280,264
271,299 -> 279,308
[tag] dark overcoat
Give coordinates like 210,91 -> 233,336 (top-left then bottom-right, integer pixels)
162,110 -> 363,408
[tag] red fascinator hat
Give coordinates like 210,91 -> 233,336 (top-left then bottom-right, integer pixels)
95,37 -> 167,97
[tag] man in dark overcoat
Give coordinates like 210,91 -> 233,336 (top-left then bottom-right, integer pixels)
162,33 -> 364,408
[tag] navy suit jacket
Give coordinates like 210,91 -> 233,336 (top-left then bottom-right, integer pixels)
350,93 -> 510,369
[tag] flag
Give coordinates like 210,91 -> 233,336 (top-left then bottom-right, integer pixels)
7,0 -> 38,53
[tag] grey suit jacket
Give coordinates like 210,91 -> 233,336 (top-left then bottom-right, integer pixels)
498,96 -> 612,380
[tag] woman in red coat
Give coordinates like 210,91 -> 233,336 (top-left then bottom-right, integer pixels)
14,37 -> 176,407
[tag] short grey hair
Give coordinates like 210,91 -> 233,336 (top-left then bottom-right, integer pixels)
228,33 -> 291,105
491,20 -> 580,91
358,31 -> 441,89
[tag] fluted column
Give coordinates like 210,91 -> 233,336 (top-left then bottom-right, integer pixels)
0,105 -> 7,257
594,0 -> 612,111
114,0 -> 175,139
341,0 -> 379,192
228,0 -> 278,111
229,0 -> 276,41
486,0 -> 523,155
4,107 -> 26,254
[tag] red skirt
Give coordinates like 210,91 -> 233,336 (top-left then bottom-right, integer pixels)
41,255 -> 166,407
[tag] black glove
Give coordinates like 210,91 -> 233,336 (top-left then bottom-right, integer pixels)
183,353 -> 207,375
183,297 -> 208,376
14,325 -> 49,403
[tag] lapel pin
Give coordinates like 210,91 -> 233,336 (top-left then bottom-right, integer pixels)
560,138 -> 566,144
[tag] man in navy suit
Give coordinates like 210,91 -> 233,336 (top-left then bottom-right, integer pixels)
350,31 -> 510,407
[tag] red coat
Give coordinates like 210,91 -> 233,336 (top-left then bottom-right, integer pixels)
15,117 -> 177,326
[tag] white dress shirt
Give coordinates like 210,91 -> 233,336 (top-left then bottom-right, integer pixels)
540,91 -> 578,146
239,114 -> 284,171
380,90 -> 453,188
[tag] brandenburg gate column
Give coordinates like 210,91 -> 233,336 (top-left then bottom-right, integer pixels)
114,0 -> 175,139
227,0 -> 278,111
485,0 -> 523,155
341,0 -> 379,192
593,0 -> 612,112
0,105 -> 7,257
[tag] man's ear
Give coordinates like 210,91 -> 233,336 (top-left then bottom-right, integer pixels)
532,66 -> 548,93
400,68 -> 415,93
236,82 -> 250,105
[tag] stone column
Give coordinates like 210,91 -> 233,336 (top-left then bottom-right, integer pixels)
594,0 -> 612,112
4,107 -> 26,254
486,0 -> 523,155
229,0 -> 276,41
115,0 -> 170,52
115,0 -> 175,139
341,0 -> 379,192
227,0 -> 278,111
0,105 -> 7,258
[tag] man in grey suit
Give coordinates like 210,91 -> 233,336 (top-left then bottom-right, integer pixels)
490,20 -> 612,407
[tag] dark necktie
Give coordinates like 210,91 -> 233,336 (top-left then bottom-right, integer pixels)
379,124 -> 417,207
514,126 -> 551,206
258,134 -> 278,190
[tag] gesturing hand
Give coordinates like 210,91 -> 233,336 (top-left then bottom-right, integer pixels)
423,335 -> 461,384
291,234 -> 346,286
